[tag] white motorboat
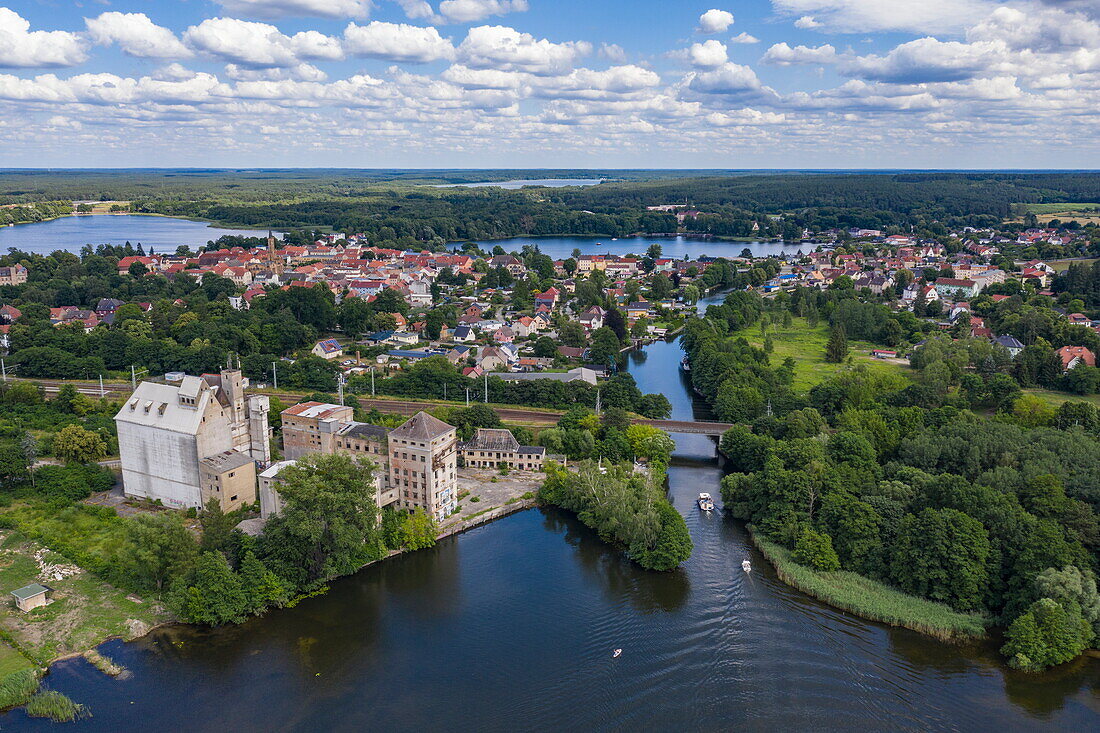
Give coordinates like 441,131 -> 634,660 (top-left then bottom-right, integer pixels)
612,648 -> 622,658
742,559 -> 752,572
697,493 -> 714,511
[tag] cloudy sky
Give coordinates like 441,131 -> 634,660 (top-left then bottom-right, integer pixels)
2,0 -> 1099,168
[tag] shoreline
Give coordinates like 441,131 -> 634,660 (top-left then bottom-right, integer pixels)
747,525 -> 989,643
40,496 -> 539,669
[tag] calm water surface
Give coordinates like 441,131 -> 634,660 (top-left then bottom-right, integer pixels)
2,214 -> 805,262
0,215 -> 275,255
1,242 -> 1097,732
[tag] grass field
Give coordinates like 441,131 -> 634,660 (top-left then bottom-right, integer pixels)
0,526 -> 168,663
1023,387 -> 1100,410
1015,202 -> 1100,225
751,529 -> 988,642
1017,202 -> 1100,215
731,317 -> 910,390
1047,258 -> 1100,273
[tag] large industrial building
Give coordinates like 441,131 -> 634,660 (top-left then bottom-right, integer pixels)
114,368 -> 271,510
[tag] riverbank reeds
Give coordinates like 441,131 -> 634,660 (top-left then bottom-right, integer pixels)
0,669 -> 40,709
25,690 -> 89,722
750,528 -> 988,642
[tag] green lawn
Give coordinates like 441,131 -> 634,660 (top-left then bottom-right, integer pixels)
1022,388 -> 1100,410
731,318 -> 910,391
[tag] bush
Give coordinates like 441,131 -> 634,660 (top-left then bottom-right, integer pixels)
792,529 -> 841,571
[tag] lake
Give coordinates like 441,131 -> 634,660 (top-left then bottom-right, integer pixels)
0,215 -> 810,262
0,215 -> 276,255
4,298 -> 1097,730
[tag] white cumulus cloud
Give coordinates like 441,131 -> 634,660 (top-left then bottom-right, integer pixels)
698,9 -> 734,34
458,25 -> 591,75
86,12 -> 193,59
730,32 -> 760,44
689,40 -> 729,68
762,42 -> 838,66
439,0 -> 529,24
217,0 -> 374,18
394,0 -> 436,19
844,38 -> 999,83
0,8 -> 86,68
183,17 -> 344,68
774,0 -> 993,35
344,21 -> 456,63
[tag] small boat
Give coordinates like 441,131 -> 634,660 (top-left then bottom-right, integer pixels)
680,356 -> 691,372
595,242 -> 603,246
742,559 -> 752,573
698,493 -> 714,511
612,649 -> 622,658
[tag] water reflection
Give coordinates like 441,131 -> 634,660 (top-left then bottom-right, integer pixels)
539,507 -> 690,614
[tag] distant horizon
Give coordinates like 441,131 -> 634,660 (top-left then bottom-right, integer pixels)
2,168 -> 1099,174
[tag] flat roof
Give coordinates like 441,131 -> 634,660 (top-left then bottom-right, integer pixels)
11,583 -> 50,600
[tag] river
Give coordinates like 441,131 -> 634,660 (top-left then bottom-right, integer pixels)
3,236 -> 1098,730
10,500 -> 1098,730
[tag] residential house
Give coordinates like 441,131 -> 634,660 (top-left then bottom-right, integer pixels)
1057,346 -> 1096,372
311,339 -> 344,360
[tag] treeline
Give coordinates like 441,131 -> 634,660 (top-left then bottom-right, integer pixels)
0,201 -> 71,227
540,461 -> 691,571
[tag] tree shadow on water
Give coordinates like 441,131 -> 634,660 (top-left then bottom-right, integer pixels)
540,506 -> 690,614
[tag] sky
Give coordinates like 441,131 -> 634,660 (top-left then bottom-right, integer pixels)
1,0 -> 1099,169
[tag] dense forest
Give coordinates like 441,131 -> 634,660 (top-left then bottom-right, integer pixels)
684,289 -> 1100,671
3,171 -> 1100,248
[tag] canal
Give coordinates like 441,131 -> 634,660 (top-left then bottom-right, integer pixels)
5,292 -> 1098,730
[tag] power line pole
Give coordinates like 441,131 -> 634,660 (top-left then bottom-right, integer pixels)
338,373 -> 345,406
595,387 -> 601,416
370,366 -> 375,396
484,373 -> 488,404
131,365 -> 136,390
271,361 -> 278,391
99,375 -> 105,398
466,387 -> 470,407
1,359 -> 6,382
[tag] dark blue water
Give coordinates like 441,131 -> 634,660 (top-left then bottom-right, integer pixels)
0,215 -> 275,255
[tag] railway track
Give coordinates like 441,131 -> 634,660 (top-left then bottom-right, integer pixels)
6,378 -> 731,434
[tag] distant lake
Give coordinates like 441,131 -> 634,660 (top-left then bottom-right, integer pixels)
470,235 -> 807,260
436,178 -> 603,189
0,215 -> 278,255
